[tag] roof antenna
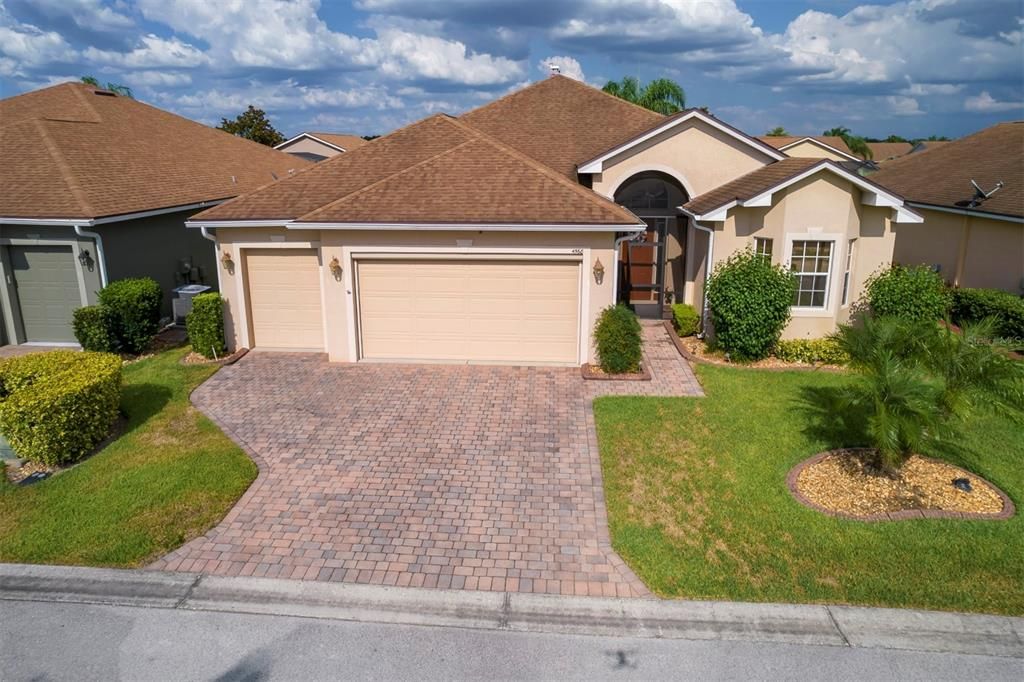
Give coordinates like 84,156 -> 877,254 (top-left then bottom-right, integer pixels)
548,63 -> 561,76
969,179 -> 1003,207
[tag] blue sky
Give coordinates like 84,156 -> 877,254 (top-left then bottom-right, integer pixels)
2,0 -> 1021,140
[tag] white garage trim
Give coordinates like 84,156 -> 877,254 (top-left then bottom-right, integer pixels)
229,240 -> 322,350
342,245 -> 589,364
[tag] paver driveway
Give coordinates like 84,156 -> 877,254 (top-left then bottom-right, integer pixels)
153,324 -> 701,596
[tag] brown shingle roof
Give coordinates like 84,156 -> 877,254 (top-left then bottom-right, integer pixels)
308,132 -> 368,151
758,135 -> 855,155
0,82 -> 310,220
870,122 -> 1023,219
194,114 -> 643,226
682,158 -> 822,215
460,75 -> 664,178
866,142 -> 913,162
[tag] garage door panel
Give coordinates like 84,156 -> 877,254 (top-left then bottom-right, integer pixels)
357,259 -> 580,364
245,249 -> 324,350
9,245 -> 80,343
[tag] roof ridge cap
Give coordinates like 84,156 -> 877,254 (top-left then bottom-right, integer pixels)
32,118 -> 96,217
296,120 -> 479,221
447,116 -> 643,223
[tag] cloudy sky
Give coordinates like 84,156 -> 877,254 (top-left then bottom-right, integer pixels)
2,0 -> 1021,139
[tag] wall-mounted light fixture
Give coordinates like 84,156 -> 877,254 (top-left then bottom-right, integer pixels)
329,256 -> 343,280
220,251 -> 234,269
78,248 -> 91,267
593,258 -> 605,285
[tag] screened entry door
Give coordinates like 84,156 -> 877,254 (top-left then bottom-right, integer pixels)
622,217 -> 668,318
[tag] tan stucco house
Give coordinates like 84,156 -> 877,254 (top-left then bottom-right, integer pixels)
274,132 -> 368,162
758,135 -> 862,164
871,121 -> 1023,294
188,75 -> 922,364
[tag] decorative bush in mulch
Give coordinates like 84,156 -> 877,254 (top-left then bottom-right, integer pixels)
669,324 -> 844,371
580,363 -> 651,381
788,449 -> 1014,521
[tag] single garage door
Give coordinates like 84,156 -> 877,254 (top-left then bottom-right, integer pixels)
244,249 -> 324,350
357,259 -> 580,364
9,245 -> 81,343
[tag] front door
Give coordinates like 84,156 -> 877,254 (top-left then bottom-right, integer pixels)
622,217 -> 668,318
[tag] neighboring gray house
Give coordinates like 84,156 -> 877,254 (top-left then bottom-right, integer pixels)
0,82 -> 309,345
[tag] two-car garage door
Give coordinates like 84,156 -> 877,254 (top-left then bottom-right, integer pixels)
356,259 -> 581,364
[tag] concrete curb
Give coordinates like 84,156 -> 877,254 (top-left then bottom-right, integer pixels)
2,564 -> 1022,658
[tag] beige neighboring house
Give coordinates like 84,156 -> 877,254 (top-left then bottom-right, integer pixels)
274,132 -> 369,162
871,122 -> 1023,294
758,135 -> 862,163
188,76 -> 921,365
0,82 -> 308,346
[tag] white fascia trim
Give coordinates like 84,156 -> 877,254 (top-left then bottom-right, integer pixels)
0,217 -> 94,226
578,110 -> 786,173
92,200 -> 228,225
778,137 -> 862,163
906,201 -> 1024,224
678,201 -> 735,223
186,219 -> 290,228
275,133 -> 346,153
290,222 -> 647,232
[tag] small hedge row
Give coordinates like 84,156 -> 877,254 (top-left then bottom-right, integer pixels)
951,288 -> 1024,343
774,338 -> 849,365
671,303 -> 700,337
73,278 -> 162,355
186,292 -> 226,359
0,350 -> 122,466
594,304 -> 642,374
864,265 -> 951,322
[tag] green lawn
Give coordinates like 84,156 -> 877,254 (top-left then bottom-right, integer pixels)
0,348 -> 256,567
595,364 -> 1024,615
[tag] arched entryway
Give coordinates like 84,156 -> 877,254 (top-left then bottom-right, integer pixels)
613,171 -> 689,318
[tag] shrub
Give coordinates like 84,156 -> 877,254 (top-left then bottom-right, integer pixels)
671,303 -> 700,337
98,278 -> 163,355
706,248 -> 794,361
863,265 -> 951,322
186,292 -> 226,359
0,350 -> 122,466
774,338 -> 849,365
72,305 -> 118,353
951,288 -> 1024,346
594,304 -> 643,374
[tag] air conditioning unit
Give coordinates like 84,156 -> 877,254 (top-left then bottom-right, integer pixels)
172,284 -> 212,325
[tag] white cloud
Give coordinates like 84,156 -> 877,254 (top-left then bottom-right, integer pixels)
0,3 -> 77,75
84,34 -> 208,69
121,70 -> 192,87
885,95 -> 925,116
167,80 -> 403,115
900,80 -> 964,96
373,28 -> 523,85
538,55 -> 584,81
21,0 -> 133,32
964,91 -> 1024,113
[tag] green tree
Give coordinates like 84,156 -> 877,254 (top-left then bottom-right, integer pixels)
765,126 -> 790,136
217,105 -> 285,146
823,126 -> 872,159
885,134 -> 908,143
832,317 -> 1024,473
80,75 -> 133,98
602,76 -> 686,115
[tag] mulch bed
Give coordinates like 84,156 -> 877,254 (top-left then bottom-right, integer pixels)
580,363 -> 651,381
181,348 -> 248,367
662,321 -> 844,372
788,448 -> 1015,521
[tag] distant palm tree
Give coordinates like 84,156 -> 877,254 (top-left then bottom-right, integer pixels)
602,76 -> 686,115
823,126 -> 872,159
765,126 -> 789,136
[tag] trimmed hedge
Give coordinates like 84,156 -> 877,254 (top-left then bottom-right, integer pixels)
864,265 -> 951,322
186,292 -> 226,359
951,288 -> 1024,344
0,351 -> 122,466
671,303 -> 700,337
706,248 -> 794,361
594,304 -> 643,374
72,305 -> 118,353
774,338 -> 849,365
98,278 -> 162,355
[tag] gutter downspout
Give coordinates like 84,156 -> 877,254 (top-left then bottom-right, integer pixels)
612,228 -> 647,306
73,225 -> 108,288
199,226 -> 223,294
691,222 -> 715,337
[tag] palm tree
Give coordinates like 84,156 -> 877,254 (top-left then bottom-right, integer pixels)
831,316 -> 1024,474
765,126 -> 789,136
823,126 -> 872,159
602,76 -> 686,115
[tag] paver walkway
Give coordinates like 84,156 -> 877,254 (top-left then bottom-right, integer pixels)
152,323 -> 702,596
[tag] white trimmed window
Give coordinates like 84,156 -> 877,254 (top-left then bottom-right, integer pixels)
841,239 -> 856,306
790,240 -> 833,308
754,237 -> 773,261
